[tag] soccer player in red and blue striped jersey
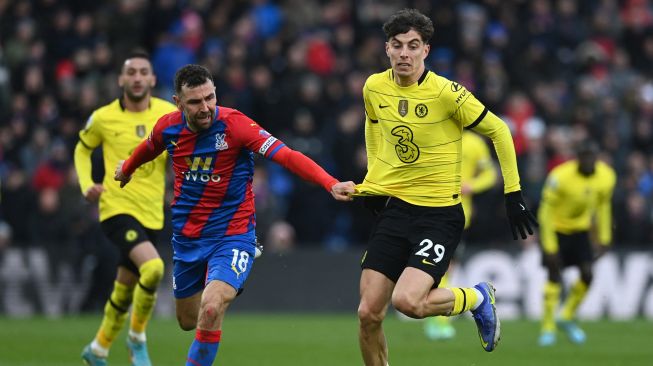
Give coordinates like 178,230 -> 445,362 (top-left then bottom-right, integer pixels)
115,64 -> 355,366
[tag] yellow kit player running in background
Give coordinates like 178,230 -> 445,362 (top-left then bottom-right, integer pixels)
537,140 -> 616,346
424,130 -> 498,340
75,50 -> 176,366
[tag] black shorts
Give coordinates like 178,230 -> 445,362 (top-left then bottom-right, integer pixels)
361,198 -> 465,286
101,215 -> 160,274
550,231 -> 593,268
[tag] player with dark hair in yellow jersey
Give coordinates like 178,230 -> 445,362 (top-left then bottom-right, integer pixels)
75,50 -> 176,366
352,9 -> 537,365
537,140 -> 616,347
424,130 -> 497,340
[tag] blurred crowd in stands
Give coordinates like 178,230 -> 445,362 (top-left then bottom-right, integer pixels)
1,0 -> 653,266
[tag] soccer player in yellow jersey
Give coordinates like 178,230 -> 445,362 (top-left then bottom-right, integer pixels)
75,51 -> 176,366
353,9 -> 537,364
424,130 -> 497,340
537,140 -> 616,346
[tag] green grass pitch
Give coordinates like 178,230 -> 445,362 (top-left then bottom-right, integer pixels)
0,314 -> 651,365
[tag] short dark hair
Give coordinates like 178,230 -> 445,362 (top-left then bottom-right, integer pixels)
174,64 -> 214,95
121,49 -> 151,73
126,49 -> 150,61
382,8 -> 434,43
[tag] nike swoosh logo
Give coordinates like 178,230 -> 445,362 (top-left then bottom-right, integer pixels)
170,141 -> 179,148
480,334 -> 489,348
379,104 -> 390,109
421,258 -> 436,266
519,203 -> 526,211
231,265 -> 242,278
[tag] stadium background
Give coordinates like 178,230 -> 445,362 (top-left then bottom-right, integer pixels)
0,0 -> 652,364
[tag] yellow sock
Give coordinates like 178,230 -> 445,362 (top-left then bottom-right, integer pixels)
560,280 -> 588,321
542,281 -> 561,332
130,258 -> 164,334
450,287 -> 478,315
96,281 -> 134,349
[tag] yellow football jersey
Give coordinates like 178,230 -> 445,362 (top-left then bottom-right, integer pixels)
355,69 -> 519,207
75,98 -> 177,229
538,160 -> 616,253
461,130 -> 497,228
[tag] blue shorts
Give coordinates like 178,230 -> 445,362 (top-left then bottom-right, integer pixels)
171,231 -> 256,299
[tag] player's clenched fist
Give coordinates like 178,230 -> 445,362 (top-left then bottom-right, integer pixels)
330,181 -> 356,201
114,160 -> 132,188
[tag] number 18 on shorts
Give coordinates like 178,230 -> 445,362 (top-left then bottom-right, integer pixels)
172,231 -> 257,298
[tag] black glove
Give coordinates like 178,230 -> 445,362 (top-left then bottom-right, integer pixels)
505,191 -> 538,240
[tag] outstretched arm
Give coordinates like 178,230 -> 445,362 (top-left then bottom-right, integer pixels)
114,137 -> 163,188
268,146 -> 355,201
230,109 -> 355,201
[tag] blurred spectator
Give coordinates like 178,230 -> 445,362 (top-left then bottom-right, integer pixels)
615,191 -> 653,246
266,220 -> 296,253
152,31 -> 196,100
0,220 -> 11,252
0,170 -> 33,244
31,139 -> 68,191
28,187 -> 71,255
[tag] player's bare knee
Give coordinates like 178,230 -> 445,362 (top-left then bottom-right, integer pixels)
199,302 -> 224,326
357,303 -> 384,326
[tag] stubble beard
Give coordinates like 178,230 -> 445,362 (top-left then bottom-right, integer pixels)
124,86 -> 149,103
188,110 -> 214,131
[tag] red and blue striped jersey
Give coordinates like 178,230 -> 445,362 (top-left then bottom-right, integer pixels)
140,106 -> 291,238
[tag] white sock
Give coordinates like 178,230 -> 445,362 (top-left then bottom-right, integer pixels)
470,288 -> 484,311
90,340 -> 109,357
128,330 -> 147,343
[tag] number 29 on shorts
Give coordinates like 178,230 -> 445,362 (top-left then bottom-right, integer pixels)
415,239 -> 445,263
